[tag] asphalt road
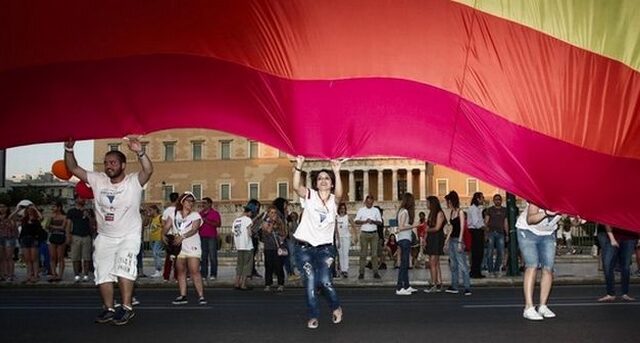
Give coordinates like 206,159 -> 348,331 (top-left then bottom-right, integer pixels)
1,285 -> 637,343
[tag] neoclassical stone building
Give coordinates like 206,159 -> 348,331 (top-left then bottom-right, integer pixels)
94,129 -> 502,224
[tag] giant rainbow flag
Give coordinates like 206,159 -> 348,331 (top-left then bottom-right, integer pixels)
1,0 -> 639,230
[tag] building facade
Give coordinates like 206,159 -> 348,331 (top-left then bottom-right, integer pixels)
94,129 -> 502,222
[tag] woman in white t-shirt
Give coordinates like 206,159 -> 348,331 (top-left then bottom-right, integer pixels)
162,192 -> 206,305
516,202 -> 562,321
292,156 -> 343,329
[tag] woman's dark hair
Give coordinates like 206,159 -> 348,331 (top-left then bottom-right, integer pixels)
312,169 -> 335,191
272,197 -> 288,222
445,191 -> 460,209
338,202 -> 347,214
426,196 -> 443,226
53,201 -> 65,215
398,192 -> 415,225
470,192 -> 484,206
22,207 -> 38,225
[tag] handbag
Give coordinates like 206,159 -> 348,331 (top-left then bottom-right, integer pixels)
274,232 -> 288,256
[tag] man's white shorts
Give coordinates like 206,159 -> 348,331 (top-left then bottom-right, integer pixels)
93,233 -> 141,285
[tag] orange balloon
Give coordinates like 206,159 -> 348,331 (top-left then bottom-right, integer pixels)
51,160 -> 72,180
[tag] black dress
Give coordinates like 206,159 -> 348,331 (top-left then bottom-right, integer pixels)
425,210 -> 445,255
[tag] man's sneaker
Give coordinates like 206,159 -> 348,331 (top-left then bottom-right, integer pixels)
131,297 -> 140,306
373,273 -> 381,279
82,275 -> 90,282
95,308 -> 116,323
112,306 -> 135,326
358,274 -> 364,280
208,276 -> 216,281
464,289 -> 472,296
537,305 -> 556,318
277,285 -> 285,292
523,306 -> 544,321
198,297 -> 207,305
74,275 -> 81,283
172,296 -> 188,305
264,285 -> 272,292
445,287 -> 459,294
151,270 -> 162,278
395,288 -> 412,296
406,287 -> 418,293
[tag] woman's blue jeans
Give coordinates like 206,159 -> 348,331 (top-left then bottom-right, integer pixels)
295,243 -> 341,319
396,239 -> 411,290
448,238 -> 470,290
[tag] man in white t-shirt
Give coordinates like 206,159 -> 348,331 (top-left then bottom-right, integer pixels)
355,195 -> 383,279
65,137 -> 153,326
232,201 -> 260,290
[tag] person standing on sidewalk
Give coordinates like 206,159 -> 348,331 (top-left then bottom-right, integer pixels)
355,195 -> 383,280
597,225 -> 639,302
395,193 -> 419,295
336,203 -> 356,278
65,136 -> 153,326
444,191 -> 471,296
162,192 -> 179,282
293,156 -> 343,329
424,196 -> 446,293
67,198 -> 94,283
199,197 -> 221,281
484,194 -> 508,277
148,205 -> 163,278
516,202 -> 562,321
467,192 -> 486,278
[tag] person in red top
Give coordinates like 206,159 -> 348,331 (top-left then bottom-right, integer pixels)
199,197 -> 221,280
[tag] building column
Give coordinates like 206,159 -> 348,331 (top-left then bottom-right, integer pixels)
406,169 -> 413,194
419,168 -> 427,201
378,170 -> 384,201
363,169 -> 370,198
348,170 -> 355,202
305,171 -> 312,189
392,169 -> 398,201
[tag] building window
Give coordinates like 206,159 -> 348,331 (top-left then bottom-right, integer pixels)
141,185 -> 147,201
467,178 -> 478,196
164,142 -> 176,161
248,141 -> 259,159
220,183 -> 231,200
192,184 -> 202,200
277,182 -> 288,199
108,143 -> 120,151
355,180 -> 363,202
140,142 -> 148,154
436,178 -> 448,197
220,140 -> 231,160
162,184 -> 174,201
248,182 -> 259,200
192,141 -> 203,161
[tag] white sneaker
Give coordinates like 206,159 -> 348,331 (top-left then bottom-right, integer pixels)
406,287 -> 418,293
208,276 -> 216,281
74,275 -> 81,283
151,271 -> 162,278
523,307 -> 544,321
537,305 -> 556,318
395,288 -> 412,296
82,275 -> 90,282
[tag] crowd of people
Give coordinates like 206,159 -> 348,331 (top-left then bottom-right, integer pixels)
1,141 -> 639,328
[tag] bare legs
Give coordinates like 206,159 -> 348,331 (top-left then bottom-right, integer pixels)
523,267 -> 553,308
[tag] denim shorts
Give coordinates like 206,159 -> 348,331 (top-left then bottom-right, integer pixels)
517,229 -> 556,271
0,237 -> 18,248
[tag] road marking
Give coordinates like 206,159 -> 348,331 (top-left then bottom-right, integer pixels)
0,306 -> 212,310
464,302 -> 640,309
